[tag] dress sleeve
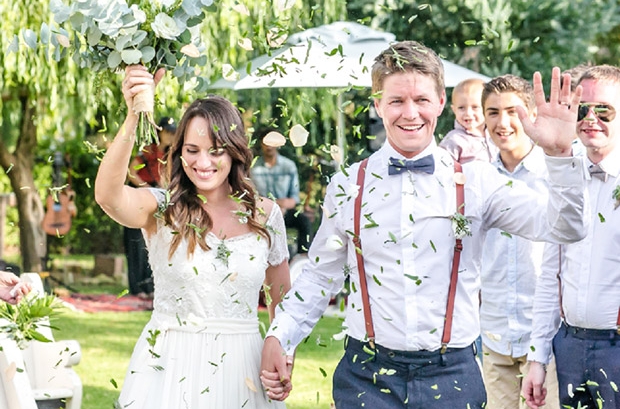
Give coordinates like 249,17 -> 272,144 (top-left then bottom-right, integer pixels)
147,187 -> 169,216
266,204 -> 289,266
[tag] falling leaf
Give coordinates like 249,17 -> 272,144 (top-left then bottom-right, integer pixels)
232,3 -> 250,15
404,274 -> 422,285
274,0 -> 296,11
222,64 -> 240,81
266,27 -> 287,48
262,131 -> 286,147
245,377 -> 257,392
330,145 -> 342,163
325,234 -> 344,251
180,43 -> 200,58
56,33 -> 70,47
238,38 -> 253,51
289,124 -> 309,147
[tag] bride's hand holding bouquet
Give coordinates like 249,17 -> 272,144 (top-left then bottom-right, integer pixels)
48,0 -> 214,148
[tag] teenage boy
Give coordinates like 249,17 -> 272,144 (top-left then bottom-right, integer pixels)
479,74 -> 559,409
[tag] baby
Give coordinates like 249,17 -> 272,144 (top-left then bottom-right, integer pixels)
439,78 -> 498,163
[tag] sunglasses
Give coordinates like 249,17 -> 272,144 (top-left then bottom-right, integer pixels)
577,103 -> 616,122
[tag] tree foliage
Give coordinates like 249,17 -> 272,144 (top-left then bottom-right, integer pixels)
2,0 -> 620,266
348,0 -> 620,78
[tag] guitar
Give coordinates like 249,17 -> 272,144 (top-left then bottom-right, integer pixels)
42,152 -> 76,236
42,188 -> 76,236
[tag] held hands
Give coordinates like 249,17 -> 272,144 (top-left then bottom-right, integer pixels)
518,67 -> 583,157
121,65 -> 166,115
0,271 -> 32,305
521,361 -> 548,409
260,336 -> 294,401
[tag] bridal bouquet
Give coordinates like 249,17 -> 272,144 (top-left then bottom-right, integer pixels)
49,0 -> 214,148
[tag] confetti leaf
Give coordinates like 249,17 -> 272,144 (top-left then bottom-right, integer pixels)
245,377 -> 257,392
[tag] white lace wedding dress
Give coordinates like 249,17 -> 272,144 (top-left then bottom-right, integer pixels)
117,190 -> 288,408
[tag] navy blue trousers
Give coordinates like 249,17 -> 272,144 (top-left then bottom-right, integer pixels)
553,322 -> 620,409
123,226 -> 154,295
333,337 -> 486,408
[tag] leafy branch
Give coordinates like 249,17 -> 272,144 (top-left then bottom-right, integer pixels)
0,293 -> 63,349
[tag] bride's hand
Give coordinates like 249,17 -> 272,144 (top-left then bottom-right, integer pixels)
121,65 -> 165,114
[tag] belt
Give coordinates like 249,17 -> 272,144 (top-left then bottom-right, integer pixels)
562,321 -> 620,341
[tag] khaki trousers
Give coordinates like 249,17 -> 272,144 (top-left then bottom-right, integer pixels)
482,344 -> 559,409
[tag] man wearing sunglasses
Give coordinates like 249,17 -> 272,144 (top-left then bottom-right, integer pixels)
523,65 -> 620,409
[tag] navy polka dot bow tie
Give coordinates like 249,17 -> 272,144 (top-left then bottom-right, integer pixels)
388,155 -> 435,175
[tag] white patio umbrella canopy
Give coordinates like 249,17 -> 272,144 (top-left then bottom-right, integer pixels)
210,21 -> 491,156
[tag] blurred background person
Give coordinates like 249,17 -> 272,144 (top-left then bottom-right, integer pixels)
251,127 -> 312,256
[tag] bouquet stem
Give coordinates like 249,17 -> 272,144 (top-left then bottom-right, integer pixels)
133,84 -> 160,150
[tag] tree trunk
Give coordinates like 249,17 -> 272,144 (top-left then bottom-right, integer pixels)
0,94 -> 46,272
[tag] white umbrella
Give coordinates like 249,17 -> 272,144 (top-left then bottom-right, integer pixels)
210,21 -> 491,157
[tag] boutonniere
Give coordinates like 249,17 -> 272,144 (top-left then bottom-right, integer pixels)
451,211 -> 472,239
613,185 -> 620,210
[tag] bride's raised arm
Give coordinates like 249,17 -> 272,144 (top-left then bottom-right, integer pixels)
94,65 -> 165,232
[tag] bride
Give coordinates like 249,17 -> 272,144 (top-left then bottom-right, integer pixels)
95,65 -> 291,408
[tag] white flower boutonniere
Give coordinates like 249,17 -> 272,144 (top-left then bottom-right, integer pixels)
451,212 -> 472,239
613,185 -> 620,210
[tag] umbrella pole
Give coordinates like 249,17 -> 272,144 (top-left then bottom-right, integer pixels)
337,93 -> 346,164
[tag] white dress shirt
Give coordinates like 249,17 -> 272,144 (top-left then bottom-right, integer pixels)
480,146 -> 547,358
528,145 -> 620,365
268,140 -> 586,355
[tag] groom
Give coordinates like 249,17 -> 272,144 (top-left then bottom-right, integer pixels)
261,40 -> 587,408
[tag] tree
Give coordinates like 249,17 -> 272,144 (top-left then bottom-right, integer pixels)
0,0 -> 349,266
0,1 -> 119,270
348,0 -> 620,79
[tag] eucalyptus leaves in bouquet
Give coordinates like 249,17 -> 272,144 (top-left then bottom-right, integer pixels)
48,0 -> 215,148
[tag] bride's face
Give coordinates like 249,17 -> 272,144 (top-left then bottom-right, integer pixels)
180,116 -> 232,195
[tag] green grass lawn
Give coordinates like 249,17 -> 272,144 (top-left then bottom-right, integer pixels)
53,309 -> 345,409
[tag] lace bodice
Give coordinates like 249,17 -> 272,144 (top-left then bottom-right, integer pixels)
145,189 -> 288,321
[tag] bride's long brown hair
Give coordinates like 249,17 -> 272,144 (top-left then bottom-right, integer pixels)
161,95 -> 269,259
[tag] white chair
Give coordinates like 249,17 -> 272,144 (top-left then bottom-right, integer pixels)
0,272 -> 82,409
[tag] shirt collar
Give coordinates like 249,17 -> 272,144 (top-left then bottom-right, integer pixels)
379,138 -> 438,164
584,145 -> 620,179
493,144 -> 546,175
